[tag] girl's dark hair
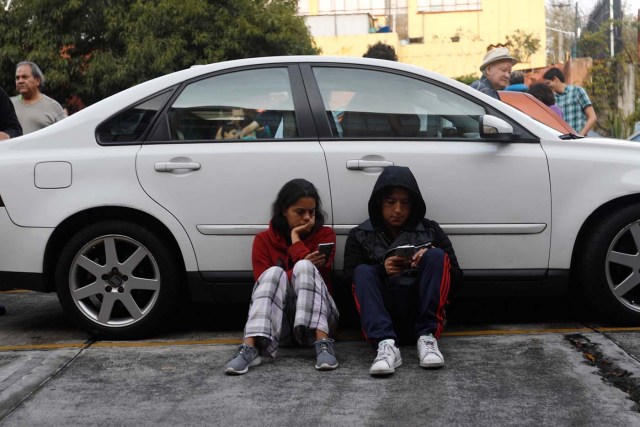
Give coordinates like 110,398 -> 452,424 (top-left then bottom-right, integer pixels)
528,83 -> 555,106
221,123 -> 239,135
271,178 -> 325,240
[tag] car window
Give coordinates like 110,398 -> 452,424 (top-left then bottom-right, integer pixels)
312,67 -> 485,139
97,90 -> 173,144
168,68 -> 297,141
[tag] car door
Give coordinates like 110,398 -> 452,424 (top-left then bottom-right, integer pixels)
136,65 -> 330,273
301,64 -> 551,274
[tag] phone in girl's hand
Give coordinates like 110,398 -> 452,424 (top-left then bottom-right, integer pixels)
317,242 -> 335,257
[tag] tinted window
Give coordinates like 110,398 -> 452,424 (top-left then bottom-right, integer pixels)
97,90 -> 173,144
168,68 -> 297,141
313,67 -> 485,139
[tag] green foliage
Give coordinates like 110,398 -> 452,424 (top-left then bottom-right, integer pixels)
452,74 -> 478,85
0,0 -> 318,106
580,18 -> 639,137
504,30 -> 541,65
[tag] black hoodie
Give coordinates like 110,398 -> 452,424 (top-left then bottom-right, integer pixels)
343,166 -> 462,287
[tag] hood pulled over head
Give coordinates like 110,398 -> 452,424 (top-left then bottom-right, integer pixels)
368,166 -> 426,229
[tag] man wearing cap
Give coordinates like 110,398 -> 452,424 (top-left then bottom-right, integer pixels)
470,47 -> 518,99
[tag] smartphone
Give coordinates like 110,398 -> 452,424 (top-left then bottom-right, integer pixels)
317,242 -> 335,257
394,246 -> 415,259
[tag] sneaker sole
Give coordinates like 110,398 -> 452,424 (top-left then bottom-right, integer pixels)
224,356 -> 262,375
315,361 -> 339,371
419,360 -> 444,369
370,359 -> 402,376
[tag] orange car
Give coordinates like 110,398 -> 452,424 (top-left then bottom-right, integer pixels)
499,91 -> 576,135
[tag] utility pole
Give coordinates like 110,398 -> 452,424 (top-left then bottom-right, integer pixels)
610,0 -> 615,57
574,1 -> 579,57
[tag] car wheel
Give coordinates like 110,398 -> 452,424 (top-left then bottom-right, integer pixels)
55,221 -> 180,339
578,205 -> 640,323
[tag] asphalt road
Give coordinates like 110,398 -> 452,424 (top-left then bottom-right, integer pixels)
2,290 -> 640,426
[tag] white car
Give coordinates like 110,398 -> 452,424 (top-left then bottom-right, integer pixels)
1,56 -> 639,338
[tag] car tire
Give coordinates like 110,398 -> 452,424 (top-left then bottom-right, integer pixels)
55,220 -> 180,339
578,204 -> 640,324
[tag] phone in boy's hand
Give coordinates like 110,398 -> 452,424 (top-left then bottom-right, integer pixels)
394,245 -> 415,259
317,242 -> 335,258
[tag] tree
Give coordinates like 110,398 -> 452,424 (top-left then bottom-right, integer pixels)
504,30 -> 541,66
578,15 -> 639,137
0,0 -> 318,107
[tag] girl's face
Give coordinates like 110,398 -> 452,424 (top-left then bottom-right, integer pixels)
283,197 -> 316,230
223,129 -> 239,139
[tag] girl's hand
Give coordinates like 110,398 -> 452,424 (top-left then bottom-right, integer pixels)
384,255 -> 411,275
291,216 -> 315,244
305,250 -> 326,268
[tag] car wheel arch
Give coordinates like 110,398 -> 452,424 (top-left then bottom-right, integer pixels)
569,193 -> 640,322
570,193 -> 640,272
43,206 -> 187,292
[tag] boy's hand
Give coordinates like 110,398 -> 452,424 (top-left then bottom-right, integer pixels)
411,247 -> 429,268
384,255 -> 411,275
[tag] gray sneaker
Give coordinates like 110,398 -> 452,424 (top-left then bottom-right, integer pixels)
314,338 -> 338,370
224,344 -> 261,375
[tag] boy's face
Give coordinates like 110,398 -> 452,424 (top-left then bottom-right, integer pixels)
545,76 -> 560,93
381,188 -> 412,232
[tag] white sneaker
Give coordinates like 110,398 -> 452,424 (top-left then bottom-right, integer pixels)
370,339 -> 402,376
418,334 -> 444,369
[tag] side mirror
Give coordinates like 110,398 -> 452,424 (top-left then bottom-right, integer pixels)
479,115 -> 514,140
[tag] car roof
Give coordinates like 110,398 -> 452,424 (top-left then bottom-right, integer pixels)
498,91 -> 575,135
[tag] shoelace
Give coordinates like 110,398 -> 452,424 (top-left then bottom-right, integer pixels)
419,337 -> 437,354
317,339 -> 335,356
374,342 -> 395,362
234,344 -> 253,361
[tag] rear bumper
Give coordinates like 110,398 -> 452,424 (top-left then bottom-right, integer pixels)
0,208 -> 53,290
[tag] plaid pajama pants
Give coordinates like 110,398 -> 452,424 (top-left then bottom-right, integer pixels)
244,260 -> 339,358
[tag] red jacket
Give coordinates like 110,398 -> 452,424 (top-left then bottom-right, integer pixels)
252,222 -> 336,292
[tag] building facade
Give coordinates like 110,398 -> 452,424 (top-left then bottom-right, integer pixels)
299,0 -> 547,78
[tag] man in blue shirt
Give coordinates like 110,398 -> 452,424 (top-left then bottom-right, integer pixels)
543,67 -> 597,136
470,47 -> 518,99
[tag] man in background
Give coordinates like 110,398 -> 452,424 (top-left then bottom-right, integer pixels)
505,71 -> 528,92
470,47 -> 518,99
12,61 -> 66,134
543,67 -> 597,136
363,42 -> 398,61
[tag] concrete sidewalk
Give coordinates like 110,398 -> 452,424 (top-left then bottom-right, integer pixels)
2,290 -> 640,425
2,332 -> 640,426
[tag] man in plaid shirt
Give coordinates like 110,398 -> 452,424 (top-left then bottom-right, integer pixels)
543,67 -> 597,136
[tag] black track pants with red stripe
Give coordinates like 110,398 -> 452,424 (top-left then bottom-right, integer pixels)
352,248 -> 451,345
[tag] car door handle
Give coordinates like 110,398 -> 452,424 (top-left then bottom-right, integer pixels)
154,162 -> 201,172
346,160 -> 394,170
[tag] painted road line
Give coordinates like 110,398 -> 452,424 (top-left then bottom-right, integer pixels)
3,325 -> 640,352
